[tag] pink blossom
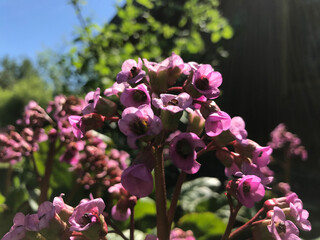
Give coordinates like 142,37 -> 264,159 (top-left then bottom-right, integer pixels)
236,175 -> 265,208
121,163 -> 153,198
117,58 -> 146,84
111,205 -> 131,221
104,82 -> 129,97
252,145 -> 272,167
152,92 -> 193,113
120,83 -> 151,108
267,207 -> 300,240
205,111 -> 231,137
229,116 -> 247,141
2,213 -> 26,240
82,88 -> 101,115
69,197 -> 105,231
192,64 -> 222,99
169,132 -> 205,174
289,199 -> 312,231
118,104 -> 162,148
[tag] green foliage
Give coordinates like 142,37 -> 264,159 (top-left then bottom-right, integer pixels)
0,57 -> 52,127
179,177 -> 221,212
134,197 -> 156,220
178,212 -> 227,239
49,0 -> 233,93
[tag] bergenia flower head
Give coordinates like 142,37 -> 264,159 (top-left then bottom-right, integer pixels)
267,207 -> 300,240
69,197 -> 105,231
121,163 -> 154,198
205,111 -> 231,137
120,83 -> 151,108
144,52 -> 190,75
169,132 -> 205,174
236,174 -> 265,208
118,104 -> 162,148
117,58 -> 146,84
152,92 -> 193,113
229,116 -> 248,141
192,64 -> 222,99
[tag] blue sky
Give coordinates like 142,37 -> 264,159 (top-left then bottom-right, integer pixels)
0,0 -> 120,61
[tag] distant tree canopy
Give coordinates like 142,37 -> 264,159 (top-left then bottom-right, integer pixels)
0,57 -> 52,126
51,0 -> 233,93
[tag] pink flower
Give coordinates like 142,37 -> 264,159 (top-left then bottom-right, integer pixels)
111,205 -> 131,221
267,207 -> 300,240
117,58 -> 146,84
120,83 -> 151,108
289,199 -> 312,231
236,175 -> 265,208
121,163 -> 154,198
2,213 -> 26,240
192,64 -> 222,99
229,116 -> 247,141
69,197 -> 105,231
37,201 -> 56,229
152,92 -> 193,113
252,145 -> 272,167
68,115 -> 84,139
104,82 -> 129,97
169,132 -> 205,174
144,53 -> 190,75
82,88 -> 101,115
118,105 -> 162,148
205,111 -> 231,137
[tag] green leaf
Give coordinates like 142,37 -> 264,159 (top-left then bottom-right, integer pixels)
211,32 -> 221,43
221,25 -> 234,39
134,197 -> 156,220
180,177 -> 221,212
137,0 -> 154,9
178,212 -> 227,239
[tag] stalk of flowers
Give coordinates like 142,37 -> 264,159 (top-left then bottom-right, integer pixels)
2,194 -> 108,240
69,53 -> 312,240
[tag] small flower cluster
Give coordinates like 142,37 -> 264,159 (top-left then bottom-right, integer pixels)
2,194 -> 108,240
268,123 -> 308,161
250,192 -> 311,239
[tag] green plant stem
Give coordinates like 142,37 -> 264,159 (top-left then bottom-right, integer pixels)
221,196 -> 242,240
229,207 -> 265,240
154,146 -> 170,240
39,139 -> 56,204
30,153 -> 41,184
167,171 -> 186,227
4,164 -> 13,196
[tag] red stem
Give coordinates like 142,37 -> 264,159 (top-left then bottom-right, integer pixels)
221,197 -> 242,240
167,87 -> 183,92
229,207 -> 265,240
39,139 -> 56,204
154,146 -> 170,240
167,171 -> 186,226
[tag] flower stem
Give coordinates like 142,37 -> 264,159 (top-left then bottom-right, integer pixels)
4,164 -> 13,196
167,171 -> 186,227
105,215 -> 129,240
229,207 -> 265,240
154,146 -> 170,240
39,139 -> 56,204
221,196 -> 242,240
130,206 -> 135,240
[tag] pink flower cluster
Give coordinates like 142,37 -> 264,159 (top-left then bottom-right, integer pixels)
268,123 -> 308,161
3,194 -> 108,240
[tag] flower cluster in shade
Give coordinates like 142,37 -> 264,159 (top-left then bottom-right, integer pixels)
268,123 -> 308,161
2,194 -> 108,240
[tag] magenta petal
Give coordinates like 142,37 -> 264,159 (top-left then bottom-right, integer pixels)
121,163 -> 154,198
